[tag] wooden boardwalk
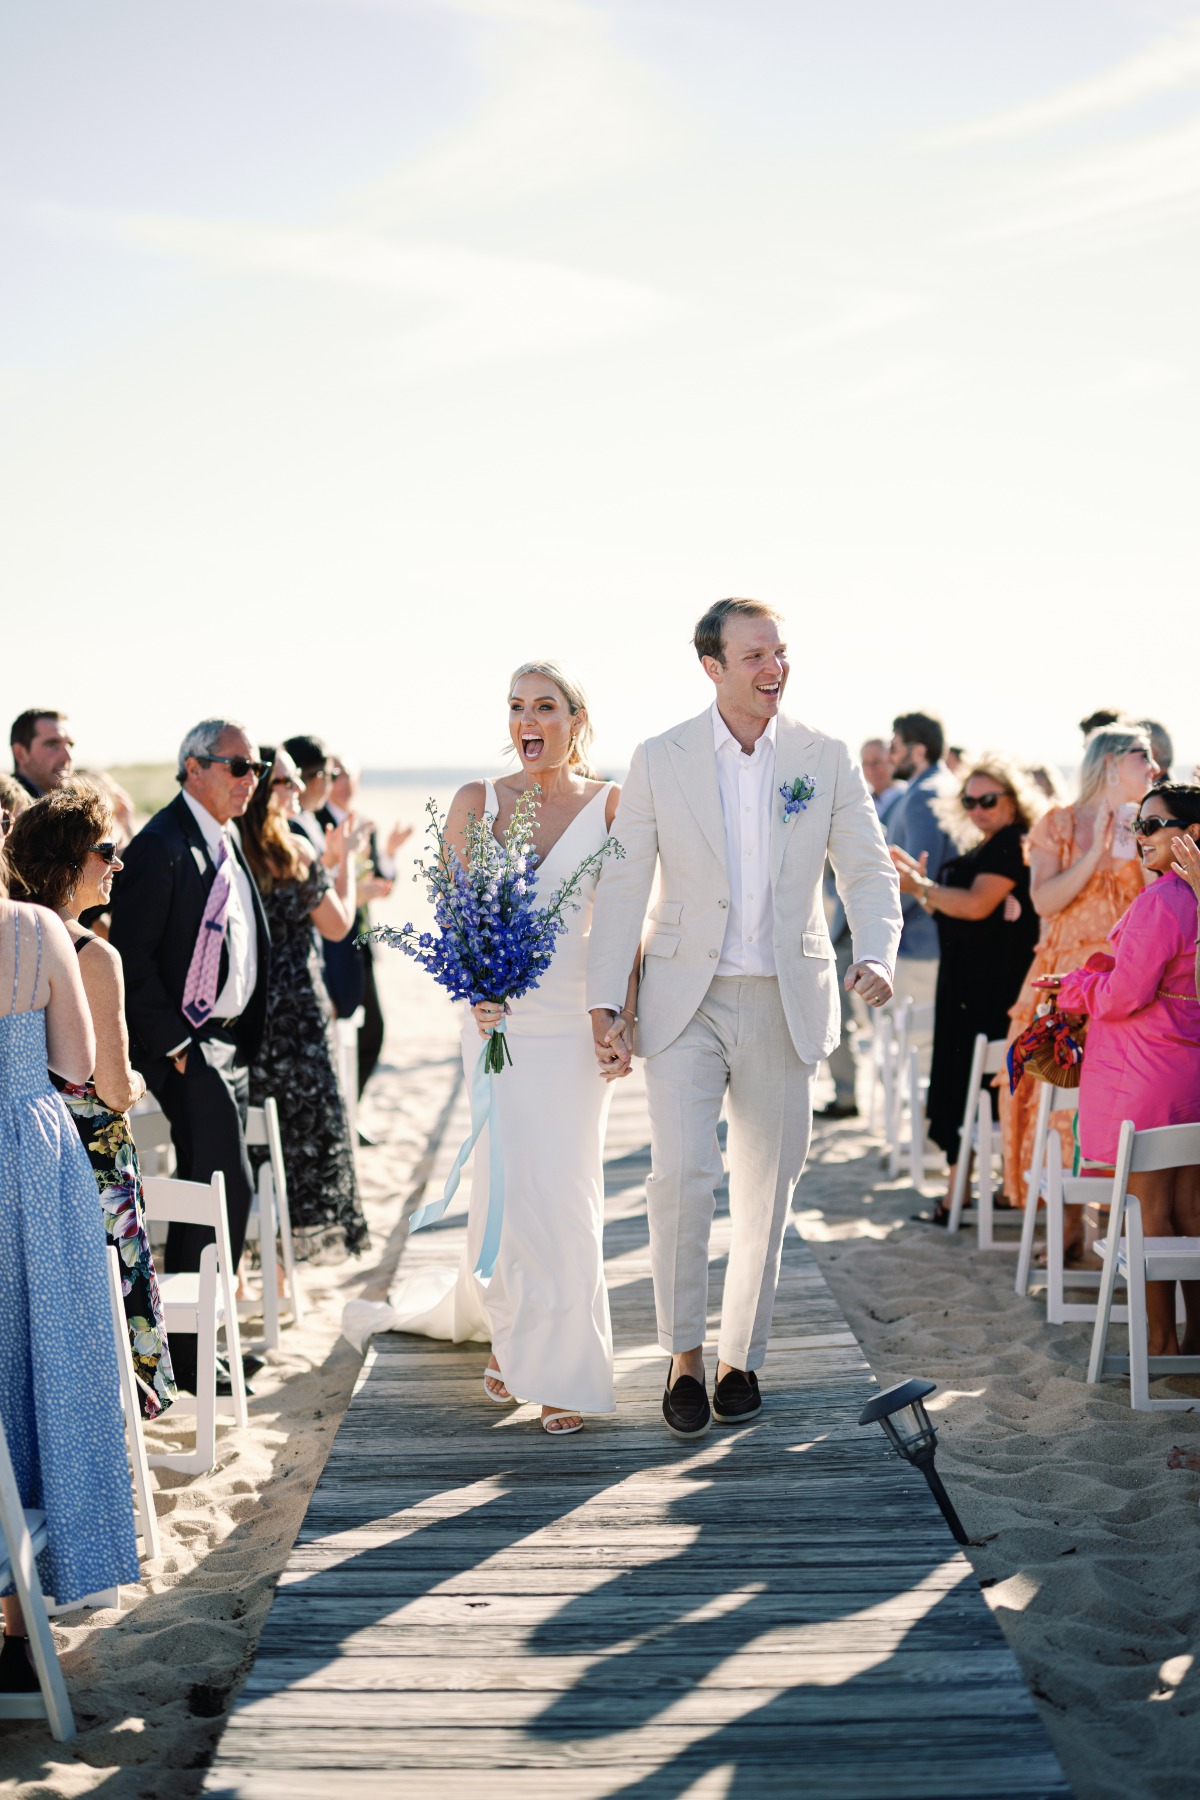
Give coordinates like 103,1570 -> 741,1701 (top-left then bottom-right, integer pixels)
206,1068 -> 1069,1799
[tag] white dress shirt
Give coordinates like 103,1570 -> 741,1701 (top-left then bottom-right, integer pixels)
182,789 -> 258,1021
712,703 -> 778,978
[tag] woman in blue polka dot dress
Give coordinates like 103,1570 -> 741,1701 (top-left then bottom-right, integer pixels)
0,880 -> 138,1680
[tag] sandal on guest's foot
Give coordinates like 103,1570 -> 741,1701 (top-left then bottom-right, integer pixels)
483,1359 -> 514,1404
542,1409 -> 583,1436
912,1202 -> 952,1227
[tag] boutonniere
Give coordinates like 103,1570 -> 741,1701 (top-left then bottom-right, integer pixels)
780,776 -> 815,822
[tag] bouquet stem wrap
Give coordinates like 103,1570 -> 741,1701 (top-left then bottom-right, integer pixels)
408,1021 -> 508,1281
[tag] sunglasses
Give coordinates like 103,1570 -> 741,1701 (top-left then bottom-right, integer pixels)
961,792 -> 1005,812
89,842 -> 120,863
270,774 -> 303,789
0,809 -> 11,834
198,755 -> 267,781
300,764 -> 328,780
1133,815 -> 1186,839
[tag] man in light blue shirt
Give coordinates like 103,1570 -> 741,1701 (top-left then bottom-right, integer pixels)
821,739 -> 909,1118
885,711 -> 958,1010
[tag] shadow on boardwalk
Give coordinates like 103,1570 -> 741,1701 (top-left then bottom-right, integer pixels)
205,1108 -> 1070,1799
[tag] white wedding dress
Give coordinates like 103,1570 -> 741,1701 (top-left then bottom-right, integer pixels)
343,779 -> 616,1416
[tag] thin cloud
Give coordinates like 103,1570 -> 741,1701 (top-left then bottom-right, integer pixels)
30,204 -> 676,373
351,0 -> 687,227
961,115 -> 1200,247
932,15 -> 1200,145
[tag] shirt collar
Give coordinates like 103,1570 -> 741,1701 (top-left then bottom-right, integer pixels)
711,701 -> 778,760
182,787 -> 228,852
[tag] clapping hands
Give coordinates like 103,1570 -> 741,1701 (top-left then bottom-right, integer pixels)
889,845 -> 928,896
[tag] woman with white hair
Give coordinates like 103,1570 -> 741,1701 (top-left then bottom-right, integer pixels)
344,662 -> 634,1437
999,724 -> 1159,1253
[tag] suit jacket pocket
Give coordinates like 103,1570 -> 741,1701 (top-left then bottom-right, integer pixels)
649,900 -> 683,925
802,931 -> 835,959
643,929 -> 680,959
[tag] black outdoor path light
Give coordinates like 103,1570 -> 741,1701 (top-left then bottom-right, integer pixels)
858,1378 -> 970,1545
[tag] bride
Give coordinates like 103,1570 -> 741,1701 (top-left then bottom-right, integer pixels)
345,661 -> 636,1435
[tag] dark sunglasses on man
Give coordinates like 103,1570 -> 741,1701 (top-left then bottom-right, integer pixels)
198,754 -> 267,781
961,792 -> 1004,812
1133,814 -> 1187,839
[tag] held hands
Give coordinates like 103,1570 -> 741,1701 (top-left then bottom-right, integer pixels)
845,962 -> 892,1008
590,1008 -> 633,1081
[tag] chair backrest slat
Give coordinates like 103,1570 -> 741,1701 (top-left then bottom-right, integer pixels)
1127,1121 -> 1200,1174
141,1172 -> 226,1229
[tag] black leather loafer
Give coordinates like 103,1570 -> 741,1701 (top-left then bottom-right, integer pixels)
712,1367 -> 761,1422
662,1365 -> 711,1438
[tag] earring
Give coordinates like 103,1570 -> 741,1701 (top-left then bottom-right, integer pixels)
1107,770 -> 1118,787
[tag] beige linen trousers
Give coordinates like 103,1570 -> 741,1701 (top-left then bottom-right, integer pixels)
588,708 -> 902,1368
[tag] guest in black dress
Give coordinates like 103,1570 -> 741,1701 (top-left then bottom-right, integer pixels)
891,756 -> 1044,1220
239,748 -> 370,1262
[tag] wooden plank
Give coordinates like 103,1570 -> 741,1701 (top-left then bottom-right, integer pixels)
205,1065 -> 1070,1799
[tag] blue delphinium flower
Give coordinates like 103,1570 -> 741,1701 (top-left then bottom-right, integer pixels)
361,788 -> 622,1072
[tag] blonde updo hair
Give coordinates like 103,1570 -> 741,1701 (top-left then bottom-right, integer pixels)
935,752 -> 1048,850
507,661 -> 599,779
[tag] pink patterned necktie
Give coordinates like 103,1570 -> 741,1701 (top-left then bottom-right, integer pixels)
181,835 -> 233,1028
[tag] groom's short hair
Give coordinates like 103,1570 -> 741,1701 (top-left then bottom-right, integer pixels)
693,598 -> 782,665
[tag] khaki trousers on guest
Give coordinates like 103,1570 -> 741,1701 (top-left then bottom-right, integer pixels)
643,976 -> 816,1372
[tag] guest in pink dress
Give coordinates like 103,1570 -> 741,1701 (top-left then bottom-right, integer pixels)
1048,785 -> 1200,1357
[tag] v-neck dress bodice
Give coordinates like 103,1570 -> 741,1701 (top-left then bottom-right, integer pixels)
348,778 -> 618,1417
480,778 -> 610,1027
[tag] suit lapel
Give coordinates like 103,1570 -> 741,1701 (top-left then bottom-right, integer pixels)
171,794 -> 217,893
665,711 -> 728,870
771,714 -> 819,886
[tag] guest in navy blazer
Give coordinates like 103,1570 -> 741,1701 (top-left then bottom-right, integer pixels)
109,719 -> 270,1390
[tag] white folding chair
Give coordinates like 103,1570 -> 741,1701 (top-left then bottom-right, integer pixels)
0,1416 -> 75,1741
240,1098 -> 304,1349
129,1097 -> 175,1176
867,1008 -> 897,1138
141,1172 -> 248,1475
887,999 -> 935,1183
105,1248 -> 160,1562
1013,1084 -> 1113,1317
946,1035 -> 1010,1246
1089,1120 -> 1200,1411
337,1005 -> 365,1151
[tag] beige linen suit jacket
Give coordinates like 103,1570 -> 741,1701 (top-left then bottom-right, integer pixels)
587,709 -> 903,1064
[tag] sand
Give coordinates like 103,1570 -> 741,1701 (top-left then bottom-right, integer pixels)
798,1110 -> 1200,1800
5,878 -> 1200,1795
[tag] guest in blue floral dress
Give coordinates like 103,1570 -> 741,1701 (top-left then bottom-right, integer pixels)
0,877 -> 139,1679
7,784 -> 177,1419
240,747 -> 369,1261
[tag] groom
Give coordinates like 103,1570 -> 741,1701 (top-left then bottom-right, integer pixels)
587,599 -> 902,1436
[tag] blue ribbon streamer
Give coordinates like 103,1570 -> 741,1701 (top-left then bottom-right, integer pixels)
408,1024 -> 505,1280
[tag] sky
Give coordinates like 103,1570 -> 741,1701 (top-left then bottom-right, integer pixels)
4,0 -> 1199,774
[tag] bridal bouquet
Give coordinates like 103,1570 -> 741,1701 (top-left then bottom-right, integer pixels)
361,787 -> 622,1072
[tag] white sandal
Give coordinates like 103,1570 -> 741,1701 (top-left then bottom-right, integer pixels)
541,1409 -> 583,1436
483,1361 -> 513,1404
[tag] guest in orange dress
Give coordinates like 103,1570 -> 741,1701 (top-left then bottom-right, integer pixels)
1000,725 -> 1158,1247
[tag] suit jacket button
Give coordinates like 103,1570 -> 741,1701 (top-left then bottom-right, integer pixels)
709,949 -> 718,959
718,899 -> 728,909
